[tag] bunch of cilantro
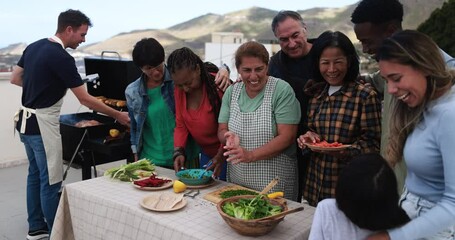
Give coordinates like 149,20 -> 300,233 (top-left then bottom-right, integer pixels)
222,194 -> 282,220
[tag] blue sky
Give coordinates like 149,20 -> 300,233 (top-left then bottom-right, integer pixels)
0,0 -> 358,48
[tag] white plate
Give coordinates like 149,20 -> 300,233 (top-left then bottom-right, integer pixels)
140,193 -> 187,212
304,142 -> 351,152
132,177 -> 174,191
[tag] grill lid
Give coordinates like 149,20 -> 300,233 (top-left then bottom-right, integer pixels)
84,51 -> 141,100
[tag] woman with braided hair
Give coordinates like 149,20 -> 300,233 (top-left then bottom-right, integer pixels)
168,47 -> 228,179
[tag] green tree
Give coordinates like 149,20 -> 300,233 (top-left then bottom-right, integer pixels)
417,0 -> 455,56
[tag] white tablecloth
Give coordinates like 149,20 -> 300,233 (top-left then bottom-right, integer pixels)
51,167 -> 314,240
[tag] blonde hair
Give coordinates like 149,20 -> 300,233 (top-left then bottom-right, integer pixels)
377,30 -> 455,165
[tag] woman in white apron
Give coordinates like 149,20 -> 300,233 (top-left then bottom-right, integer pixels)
218,41 -> 301,201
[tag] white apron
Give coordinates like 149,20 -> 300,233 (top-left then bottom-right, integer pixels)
227,77 -> 299,201
35,98 -> 64,185
13,106 -> 36,135
14,98 -> 64,185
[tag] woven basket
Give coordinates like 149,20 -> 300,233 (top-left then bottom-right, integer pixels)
216,195 -> 288,236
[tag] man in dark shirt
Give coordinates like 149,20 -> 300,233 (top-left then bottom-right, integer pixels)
10,9 -> 129,239
268,10 -> 314,202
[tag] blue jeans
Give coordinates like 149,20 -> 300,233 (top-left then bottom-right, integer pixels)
20,134 -> 62,233
399,188 -> 455,239
200,152 -> 227,181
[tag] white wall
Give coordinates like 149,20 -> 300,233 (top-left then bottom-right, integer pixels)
0,75 -> 89,167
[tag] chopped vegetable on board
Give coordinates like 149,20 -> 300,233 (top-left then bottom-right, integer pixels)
220,189 -> 258,199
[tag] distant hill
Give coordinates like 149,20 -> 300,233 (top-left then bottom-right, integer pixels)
0,0 -> 448,60
81,29 -> 190,58
0,43 -> 27,55
77,0 -> 448,59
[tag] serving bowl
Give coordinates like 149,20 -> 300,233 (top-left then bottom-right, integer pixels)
175,169 -> 213,186
216,195 -> 288,236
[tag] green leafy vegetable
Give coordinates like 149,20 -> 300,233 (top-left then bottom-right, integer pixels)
104,159 -> 155,181
222,195 -> 282,220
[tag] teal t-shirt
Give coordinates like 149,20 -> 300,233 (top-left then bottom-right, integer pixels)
140,87 -> 175,167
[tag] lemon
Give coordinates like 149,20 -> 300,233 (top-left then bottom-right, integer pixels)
173,180 -> 187,193
109,129 -> 120,138
267,191 -> 284,199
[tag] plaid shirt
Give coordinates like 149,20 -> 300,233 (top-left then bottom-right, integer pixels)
304,81 -> 381,206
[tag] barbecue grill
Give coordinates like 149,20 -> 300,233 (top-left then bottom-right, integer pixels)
60,51 -> 141,180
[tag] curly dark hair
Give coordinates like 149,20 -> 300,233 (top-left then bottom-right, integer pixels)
351,0 -> 403,24
167,47 -> 221,119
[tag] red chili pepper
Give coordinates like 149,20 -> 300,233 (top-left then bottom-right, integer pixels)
133,175 -> 171,187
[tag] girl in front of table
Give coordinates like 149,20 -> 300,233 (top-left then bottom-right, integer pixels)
297,31 -> 381,206
366,30 -> 455,240
167,47 -> 227,179
309,153 -> 410,240
218,41 -> 301,201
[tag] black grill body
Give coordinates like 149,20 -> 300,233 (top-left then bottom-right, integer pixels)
60,52 -> 140,180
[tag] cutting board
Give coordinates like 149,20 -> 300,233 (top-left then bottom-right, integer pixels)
203,184 -> 259,204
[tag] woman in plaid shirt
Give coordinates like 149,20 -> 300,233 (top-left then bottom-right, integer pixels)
297,31 -> 381,206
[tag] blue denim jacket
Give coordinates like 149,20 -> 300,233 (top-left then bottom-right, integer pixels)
125,66 -> 175,155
